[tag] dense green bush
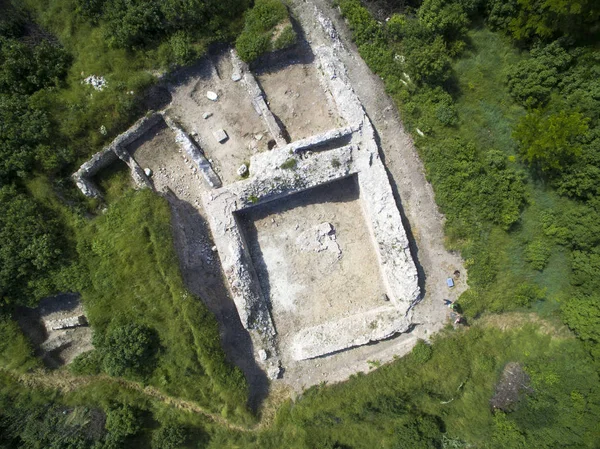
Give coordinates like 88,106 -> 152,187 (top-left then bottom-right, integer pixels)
273,24 -> 297,51
151,424 -> 186,449
105,404 -> 141,439
0,186 -> 65,308
487,0 -> 600,41
0,38 -> 71,95
235,0 -> 292,62
505,41 -> 572,108
96,322 -> 158,379
103,0 -> 164,50
514,109 -> 589,173
235,30 -> 271,62
418,0 -> 470,41
0,94 -> 51,180
404,35 -> 453,85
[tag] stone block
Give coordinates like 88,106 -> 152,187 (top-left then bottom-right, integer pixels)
214,129 -> 228,143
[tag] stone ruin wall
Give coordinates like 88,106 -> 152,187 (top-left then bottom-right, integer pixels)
202,39 -> 419,367
73,112 -> 223,199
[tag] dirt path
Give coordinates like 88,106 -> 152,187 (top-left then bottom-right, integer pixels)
13,369 -> 252,432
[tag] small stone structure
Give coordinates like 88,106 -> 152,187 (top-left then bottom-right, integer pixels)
72,113 -> 161,198
203,43 -> 420,364
73,112 -> 222,197
231,50 -> 288,148
17,294 -> 93,367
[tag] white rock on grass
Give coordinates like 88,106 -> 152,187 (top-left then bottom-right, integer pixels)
237,164 -> 248,176
206,91 -> 218,101
83,75 -> 107,91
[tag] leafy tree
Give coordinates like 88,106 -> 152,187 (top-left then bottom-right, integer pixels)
235,0 -> 291,62
562,295 -> 600,346
514,109 -> 589,172
512,0 -> 599,41
98,323 -> 158,378
0,2 -> 26,39
75,0 -> 107,24
404,35 -> 452,85
0,94 -> 51,180
235,30 -> 271,63
341,0 -> 383,46
488,0 -> 600,41
103,0 -> 164,50
151,424 -> 186,449
418,0 -> 470,41
506,41 -> 572,108
424,139 -> 525,230
411,340 -> 433,364
524,239 -> 551,270
386,14 -> 408,41
105,405 -> 141,439
0,38 -> 71,95
163,31 -> 198,67
391,415 -> 443,449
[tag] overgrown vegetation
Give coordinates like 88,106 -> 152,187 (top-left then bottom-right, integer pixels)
73,190 -> 249,417
235,0 -> 297,62
1,0 -> 600,447
335,0 -> 600,350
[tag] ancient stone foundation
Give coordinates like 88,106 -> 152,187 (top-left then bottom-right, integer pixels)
73,113 -> 222,198
202,44 -> 420,365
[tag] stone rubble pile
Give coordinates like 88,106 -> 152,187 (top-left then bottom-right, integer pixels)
296,222 -> 342,258
83,75 -> 107,91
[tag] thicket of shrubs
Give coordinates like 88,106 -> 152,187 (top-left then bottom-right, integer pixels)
336,0 -> 600,356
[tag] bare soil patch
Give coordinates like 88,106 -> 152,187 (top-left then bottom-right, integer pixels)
167,51 -> 270,185
238,176 -> 386,362
490,362 -> 533,412
256,46 -> 342,141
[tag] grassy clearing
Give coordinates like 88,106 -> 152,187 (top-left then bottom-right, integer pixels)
94,161 -> 132,204
75,189 -> 251,423
204,325 -> 599,448
450,28 -> 524,157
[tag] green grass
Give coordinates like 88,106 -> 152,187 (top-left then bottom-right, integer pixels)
0,318 -> 40,373
451,28 -> 525,157
76,189 -> 251,423
279,158 -> 298,170
94,161 -> 132,204
214,325 -> 600,448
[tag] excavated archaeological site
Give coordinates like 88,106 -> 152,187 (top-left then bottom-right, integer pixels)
72,1 -> 467,394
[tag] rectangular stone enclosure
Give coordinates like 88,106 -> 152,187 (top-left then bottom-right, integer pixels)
203,46 -> 420,365
237,176 -> 389,361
